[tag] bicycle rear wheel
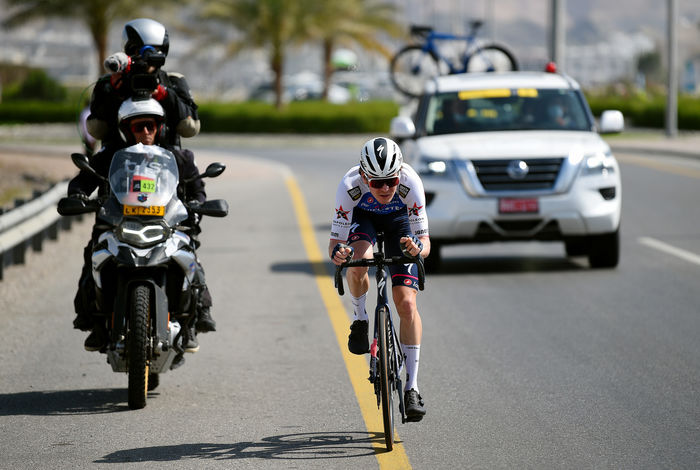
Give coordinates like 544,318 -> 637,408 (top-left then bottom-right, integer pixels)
378,306 -> 394,450
390,45 -> 441,98
465,44 -> 519,72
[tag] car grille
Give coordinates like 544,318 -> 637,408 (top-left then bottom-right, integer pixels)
471,158 -> 564,191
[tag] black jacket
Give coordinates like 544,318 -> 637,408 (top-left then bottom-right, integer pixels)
89,69 -> 198,148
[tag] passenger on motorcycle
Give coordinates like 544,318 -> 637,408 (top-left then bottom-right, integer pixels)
328,137 -> 431,422
87,18 -> 199,150
69,97 -> 216,352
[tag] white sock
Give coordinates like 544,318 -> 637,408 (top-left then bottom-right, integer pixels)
351,293 -> 368,322
402,344 -> 420,393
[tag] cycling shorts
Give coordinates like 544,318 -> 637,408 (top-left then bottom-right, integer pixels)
347,208 -> 420,290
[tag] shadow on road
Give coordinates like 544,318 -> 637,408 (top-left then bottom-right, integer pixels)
0,388 -> 134,415
95,432 -> 384,463
269,260 -> 332,277
433,255 -> 586,275
270,256 -> 586,278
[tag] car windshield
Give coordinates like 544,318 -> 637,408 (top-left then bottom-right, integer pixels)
425,88 -> 591,135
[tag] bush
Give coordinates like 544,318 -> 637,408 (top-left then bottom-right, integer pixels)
585,92 -> 700,130
3,69 -> 67,102
197,100 -> 400,134
0,101 -> 77,124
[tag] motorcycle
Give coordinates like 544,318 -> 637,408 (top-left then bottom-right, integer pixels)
58,144 -> 228,409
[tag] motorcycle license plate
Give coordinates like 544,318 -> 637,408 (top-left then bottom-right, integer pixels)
499,198 -> 538,214
123,205 -> 165,216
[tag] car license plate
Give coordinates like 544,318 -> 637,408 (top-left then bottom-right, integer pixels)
499,198 -> 538,214
123,205 -> 165,216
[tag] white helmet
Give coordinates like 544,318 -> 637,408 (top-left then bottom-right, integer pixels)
122,18 -> 169,56
117,97 -> 165,143
360,137 -> 403,178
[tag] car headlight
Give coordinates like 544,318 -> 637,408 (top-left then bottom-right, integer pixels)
416,157 -> 452,177
582,151 -> 616,176
117,220 -> 170,248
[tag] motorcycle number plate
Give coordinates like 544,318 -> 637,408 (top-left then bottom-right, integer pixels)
123,205 -> 165,216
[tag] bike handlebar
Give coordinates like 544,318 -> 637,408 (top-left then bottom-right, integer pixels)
334,254 -> 425,296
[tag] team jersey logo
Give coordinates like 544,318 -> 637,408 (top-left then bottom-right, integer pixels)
335,205 -> 350,220
347,186 -> 362,201
408,202 -> 423,216
398,184 -> 410,198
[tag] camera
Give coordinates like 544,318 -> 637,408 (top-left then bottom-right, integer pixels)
127,46 -> 166,97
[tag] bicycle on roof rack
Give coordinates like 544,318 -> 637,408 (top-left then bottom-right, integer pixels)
390,20 -> 519,98
334,232 -> 426,451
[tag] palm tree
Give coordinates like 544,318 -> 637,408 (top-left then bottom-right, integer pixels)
303,0 -> 405,100
2,0 -> 163,78
199,0 -> 311,109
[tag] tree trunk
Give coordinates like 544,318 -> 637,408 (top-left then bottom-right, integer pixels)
322,38 -> 333,101
272,43 -> 284,110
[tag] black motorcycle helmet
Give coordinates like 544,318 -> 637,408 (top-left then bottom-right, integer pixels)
122,18 -> 170,57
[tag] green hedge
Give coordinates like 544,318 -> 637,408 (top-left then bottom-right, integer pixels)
0,99 -> 400,133
197,100 -> 399,133
585,94 -> 700,130
0,101 -> 79,124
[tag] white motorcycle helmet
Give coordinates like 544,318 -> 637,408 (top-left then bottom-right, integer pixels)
117,98 -> 165,144
360,137 -> 403,177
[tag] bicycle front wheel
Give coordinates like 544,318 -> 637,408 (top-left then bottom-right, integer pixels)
378,306 -> 394,450
390,45 -> 441,98
465,44 -> 519,73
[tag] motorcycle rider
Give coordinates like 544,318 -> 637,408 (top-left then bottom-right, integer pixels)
69,97 -> 216,352
87,18 -> 199,150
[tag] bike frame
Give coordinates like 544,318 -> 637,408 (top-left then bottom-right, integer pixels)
419,30 -> 481,74
334,233 -> 426,443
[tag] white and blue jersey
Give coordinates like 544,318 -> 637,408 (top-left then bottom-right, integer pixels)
330,164 -> 429,290
330,164 -> 429,242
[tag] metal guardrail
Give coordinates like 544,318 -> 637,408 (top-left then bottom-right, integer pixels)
0,182 -> 81,280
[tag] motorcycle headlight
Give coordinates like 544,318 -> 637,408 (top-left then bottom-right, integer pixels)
582,151 -> 616,176
117,220 -> 169,248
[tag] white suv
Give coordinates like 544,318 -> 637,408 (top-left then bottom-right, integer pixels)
390,71 -> 624,270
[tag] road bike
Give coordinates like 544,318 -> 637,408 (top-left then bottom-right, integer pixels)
390,20 -> 519,98
334,233 -> 426,451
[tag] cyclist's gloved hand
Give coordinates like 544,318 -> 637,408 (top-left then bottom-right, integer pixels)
331,243 -> 354,265
401,235 -> 423,259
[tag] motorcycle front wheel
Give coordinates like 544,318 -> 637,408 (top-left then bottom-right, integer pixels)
128,284 -> 150,410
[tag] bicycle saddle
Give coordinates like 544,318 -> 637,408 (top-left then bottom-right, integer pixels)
410,25 -> 433,37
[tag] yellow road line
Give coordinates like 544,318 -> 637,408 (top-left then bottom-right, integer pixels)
285,175 -> 412,469
616,154 -> 700,179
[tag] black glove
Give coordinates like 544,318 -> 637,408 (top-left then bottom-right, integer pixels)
69,192 -> 89,202
401,235 -> 423,258
331,243 -> 354,263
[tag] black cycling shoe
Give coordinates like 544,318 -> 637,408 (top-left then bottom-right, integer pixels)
404,389 -> 426,422
195,307 -> 216,333
348,320 -> 369,355
84,324 -> 107,352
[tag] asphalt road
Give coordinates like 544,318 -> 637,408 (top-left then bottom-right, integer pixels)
0,136 -> 698,469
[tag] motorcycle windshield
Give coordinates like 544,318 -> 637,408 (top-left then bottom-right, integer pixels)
108,144 -> 179,208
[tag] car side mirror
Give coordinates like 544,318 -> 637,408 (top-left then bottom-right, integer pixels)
390,116 -> 416,139
599,110 -> 624,134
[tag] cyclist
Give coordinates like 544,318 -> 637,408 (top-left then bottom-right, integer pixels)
329,137 -> 430,422
69,98 -> 215,352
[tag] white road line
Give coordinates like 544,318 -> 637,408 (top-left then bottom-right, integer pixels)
639,237 -> 700,267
